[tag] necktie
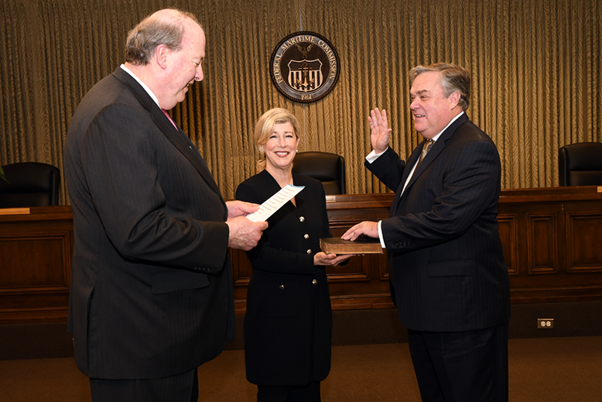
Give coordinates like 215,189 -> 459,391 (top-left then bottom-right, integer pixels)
162,109 -> 178,130
416,139 -> 434,167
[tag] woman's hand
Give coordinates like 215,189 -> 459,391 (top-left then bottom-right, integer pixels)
314,252 -> 352,266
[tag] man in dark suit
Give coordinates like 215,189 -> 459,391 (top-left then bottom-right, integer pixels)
342,63 -> 511,402
63,9 -> 267,402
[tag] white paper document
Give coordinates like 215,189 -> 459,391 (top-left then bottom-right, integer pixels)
246,184 -> 305,222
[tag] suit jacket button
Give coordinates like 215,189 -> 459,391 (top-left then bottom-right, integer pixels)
279,285 -> 285,290
304,234 -> 309,239
299,216 -> 305,222
307,249 -> 312,254
312,279 -> 317,285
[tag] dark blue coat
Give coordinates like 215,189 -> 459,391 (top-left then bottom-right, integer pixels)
64,67 -> 233,379
236,170 -> 332,386
367,113 -> 511,332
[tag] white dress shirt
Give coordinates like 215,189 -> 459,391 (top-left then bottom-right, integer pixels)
365,112 -> 465,247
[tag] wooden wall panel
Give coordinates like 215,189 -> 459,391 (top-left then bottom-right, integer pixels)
0,207 -> 72,322
498,214 -> 519,276
527,214 -> 558,274
2,187 -> 602,323
565,213 -> 602,272
500,187 -> 602,303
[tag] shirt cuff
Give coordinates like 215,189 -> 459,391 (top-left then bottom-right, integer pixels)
378,220 -> 386,248
365,147 -> 389,164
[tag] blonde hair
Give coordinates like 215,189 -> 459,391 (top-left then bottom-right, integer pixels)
254,108 -> 300,171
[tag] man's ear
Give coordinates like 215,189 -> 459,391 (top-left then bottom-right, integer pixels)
155,44 -> 169,69
448,91 -> 461,109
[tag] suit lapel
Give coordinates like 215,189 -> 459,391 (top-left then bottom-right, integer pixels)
150,108 -> 224,197
112,68 -> 224,200
390,147 -> 421,217
391,113 -> 469,215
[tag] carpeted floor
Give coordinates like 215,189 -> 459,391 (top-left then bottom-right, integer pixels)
1,336 -> 600,401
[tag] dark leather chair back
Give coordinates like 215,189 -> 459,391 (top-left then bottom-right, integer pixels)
0,162 -> 61,207
559,142 -> 602,186
292,151 -> 346,195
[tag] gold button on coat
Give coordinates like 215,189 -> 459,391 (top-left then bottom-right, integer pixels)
299,216 -> 305,222
307,249 -> 312,254
279,285 -> 285,290
312,279 -> 317,285
304,234 -> 309,239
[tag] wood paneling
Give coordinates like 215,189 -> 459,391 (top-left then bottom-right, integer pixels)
0,207 -> 72,323
497,214 -> 519,275
527,214 -> 557,274
565,213 -> 602,272
499,186 -> 602,303
2,187 -> 602,323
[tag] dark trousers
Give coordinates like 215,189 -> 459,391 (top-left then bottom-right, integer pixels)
408,322 -> 509,402
257,381 -> 321,402
90,367 -> 198,402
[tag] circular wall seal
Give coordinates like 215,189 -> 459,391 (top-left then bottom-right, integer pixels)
270,31 -> 340,103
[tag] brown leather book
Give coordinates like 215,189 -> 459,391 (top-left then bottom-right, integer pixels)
320,236 -> 383,254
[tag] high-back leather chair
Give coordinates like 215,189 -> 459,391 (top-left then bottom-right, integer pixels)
0,162 -> 61,207
559,142 -> 602,186
292,151 -> 346,195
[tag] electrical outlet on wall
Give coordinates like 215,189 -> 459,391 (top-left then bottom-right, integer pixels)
537,318 -> 554,329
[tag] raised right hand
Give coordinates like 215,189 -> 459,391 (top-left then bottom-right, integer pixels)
369,108 -> 393,154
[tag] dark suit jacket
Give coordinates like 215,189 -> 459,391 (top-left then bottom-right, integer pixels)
236,170 -> 332,386
366,113 -> 510,332
63,67 -> 234,379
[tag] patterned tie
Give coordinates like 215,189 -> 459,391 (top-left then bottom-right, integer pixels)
416,139 -> 435,167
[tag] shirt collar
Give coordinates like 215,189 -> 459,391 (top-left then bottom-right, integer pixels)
120,64 -> 160,107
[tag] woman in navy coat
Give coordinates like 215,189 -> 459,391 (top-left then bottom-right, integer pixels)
236,108 -> 350,402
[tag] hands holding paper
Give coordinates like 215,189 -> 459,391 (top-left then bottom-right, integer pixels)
245,184 -> 304,223
227,200 -> 261,220
225,200 -> 268,251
